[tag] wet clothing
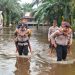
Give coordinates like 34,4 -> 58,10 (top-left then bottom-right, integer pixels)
56,44 -> 67,61
48,26 -> 59,48
50,29 -> 72,61
48,26 -> 59,41
15,27 -> 29,55
17,40 -> 29,55
50,30 -> 72,45
16,23 -> 32,38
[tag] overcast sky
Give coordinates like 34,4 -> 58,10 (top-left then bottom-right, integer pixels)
20,0 -> 32,4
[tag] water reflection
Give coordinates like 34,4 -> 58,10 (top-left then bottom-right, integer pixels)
15,57 -> 30,75
0,58 -> 16,75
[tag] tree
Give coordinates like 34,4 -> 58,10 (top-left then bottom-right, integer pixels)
33,0 -> 62,26
0,0 -> 22,26
22,3 -> 33,13
32,0 -> 73,27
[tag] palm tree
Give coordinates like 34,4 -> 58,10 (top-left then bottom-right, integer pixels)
70,0 -> 75,25
0,0 -> 22,26
33,0 -> 62,26
32,0 -> 40,7
22,3 -> 33,15
32,0 -> 73,28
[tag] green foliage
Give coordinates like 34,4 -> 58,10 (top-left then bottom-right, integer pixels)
33,0 -> 65,26
73,8 -> 75,19
71,25 -> 75,31
32,0 -> 75,27
0,0 -> 22,26
22,3 -> 33,12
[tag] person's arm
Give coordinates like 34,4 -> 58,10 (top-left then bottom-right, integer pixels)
14,31 -> 17,37
28,40 -> 32,53
27,29 -> 32,38
48,27 -> 51,42
14,28 -> 19,37
50,30 -> 58,38
67,29 -> 73,54
68,31 -> 73,45
14,30 -> 18,52
50,30 -> 59,48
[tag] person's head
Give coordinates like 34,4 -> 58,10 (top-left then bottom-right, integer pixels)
21,18 -> 28,23
53,19 -> 57,27
62,22 -> 70,32
20,17 -> 29,23
61,21 -> 65,28
24,24 -> 28,29
20,23 -> 25,29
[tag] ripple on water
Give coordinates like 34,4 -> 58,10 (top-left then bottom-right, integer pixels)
0,59 -> 16,75
41,54 -> 75,64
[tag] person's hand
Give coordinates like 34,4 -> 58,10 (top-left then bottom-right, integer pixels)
48,39 -> 50,42
53,44 -> 57,48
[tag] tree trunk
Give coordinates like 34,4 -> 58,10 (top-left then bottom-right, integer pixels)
2,11 -> 7,26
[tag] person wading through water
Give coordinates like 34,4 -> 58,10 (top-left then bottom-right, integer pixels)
14,23 -> 32,56
50,21 -> 72,61
48,19 -> 59,56
60,21 -> 73,55
15,16 -> 32,52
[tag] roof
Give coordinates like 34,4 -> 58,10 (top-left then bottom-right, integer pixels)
20,16 -> 35,19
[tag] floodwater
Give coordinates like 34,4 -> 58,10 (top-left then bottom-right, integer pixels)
0,26 -> 75,75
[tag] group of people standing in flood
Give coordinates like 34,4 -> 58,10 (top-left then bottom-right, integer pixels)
48,19 -> 72,61
14,17 -> 73,61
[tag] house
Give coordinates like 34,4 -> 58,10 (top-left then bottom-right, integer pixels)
20,12 -> 37,26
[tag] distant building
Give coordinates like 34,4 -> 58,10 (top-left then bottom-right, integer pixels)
20,12 -> 37,25
20,12 -> 49,26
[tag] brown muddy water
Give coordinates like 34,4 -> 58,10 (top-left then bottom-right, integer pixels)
0,26 -> 75,75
